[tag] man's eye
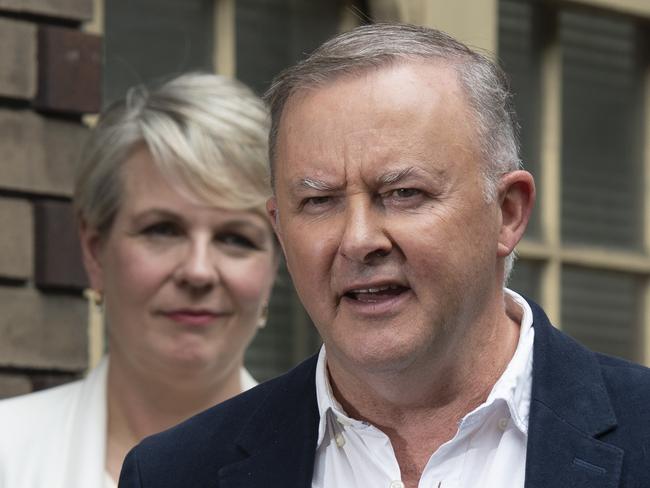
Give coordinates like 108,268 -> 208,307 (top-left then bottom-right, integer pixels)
142,222 -> 181,237
302,196 -> 332,208
300,196 -> 333,212
218,233 -> 258,250
391,188 -> 421,199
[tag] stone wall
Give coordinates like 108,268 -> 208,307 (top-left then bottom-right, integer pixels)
0,0 -> 100,398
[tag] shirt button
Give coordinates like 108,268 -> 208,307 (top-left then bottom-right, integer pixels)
498,418 -> 509,430
389,481 -> 404,488
334,433 -> 346,448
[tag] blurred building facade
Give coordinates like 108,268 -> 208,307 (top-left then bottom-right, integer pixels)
0,0 -> 649,396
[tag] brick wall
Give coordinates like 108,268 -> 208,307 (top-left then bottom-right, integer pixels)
0,0 -> 100,398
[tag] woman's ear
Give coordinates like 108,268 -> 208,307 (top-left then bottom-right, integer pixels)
78,218 -> 105,293
496,170 -> 536,258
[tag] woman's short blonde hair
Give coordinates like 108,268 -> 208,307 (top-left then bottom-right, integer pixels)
74,72 -> 271,236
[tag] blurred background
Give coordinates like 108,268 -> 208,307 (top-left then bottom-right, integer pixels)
0,0 -> 649,398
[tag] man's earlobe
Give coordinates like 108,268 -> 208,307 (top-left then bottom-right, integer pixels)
497,170 -> 535,258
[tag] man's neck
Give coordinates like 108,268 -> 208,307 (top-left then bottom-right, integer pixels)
325,297 -> 522,486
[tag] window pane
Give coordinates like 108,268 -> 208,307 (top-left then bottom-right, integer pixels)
104,0 -> 214,104
498,0 -> 543,238
560,10 -> 643,249
508,258 -> 542,304
236,0 -> 344,94
561,265 -> 641,362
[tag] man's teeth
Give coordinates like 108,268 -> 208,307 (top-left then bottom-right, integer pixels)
352,285 -> 400,293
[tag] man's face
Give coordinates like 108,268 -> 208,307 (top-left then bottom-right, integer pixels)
269,62 -> 505,376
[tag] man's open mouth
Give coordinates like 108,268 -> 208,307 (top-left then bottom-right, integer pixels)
343,284 -> 409,303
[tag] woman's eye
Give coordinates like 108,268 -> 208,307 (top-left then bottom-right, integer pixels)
218,233 -> 258,250
142,222 -> 181,238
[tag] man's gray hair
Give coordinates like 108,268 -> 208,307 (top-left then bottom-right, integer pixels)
264,23 -> 522,277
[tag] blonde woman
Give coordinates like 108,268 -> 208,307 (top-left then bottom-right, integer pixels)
0,73 -> 277,488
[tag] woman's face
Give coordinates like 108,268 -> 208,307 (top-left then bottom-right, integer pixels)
81,147 -> 277,383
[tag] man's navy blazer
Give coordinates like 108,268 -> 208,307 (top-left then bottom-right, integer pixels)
119,300 -> 650,487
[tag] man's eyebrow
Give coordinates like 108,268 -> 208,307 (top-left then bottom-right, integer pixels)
292,177 -> 340,192
377,167 -> 423,186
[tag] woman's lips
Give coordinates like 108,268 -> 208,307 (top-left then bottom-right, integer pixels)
162,310 -> 226,326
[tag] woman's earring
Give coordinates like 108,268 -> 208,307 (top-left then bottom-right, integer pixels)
85,288 -> 104,309
84,288 -> 106,368
257,304 -> 269,329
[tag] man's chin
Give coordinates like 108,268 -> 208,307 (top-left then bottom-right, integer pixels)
329,342 -> 424,378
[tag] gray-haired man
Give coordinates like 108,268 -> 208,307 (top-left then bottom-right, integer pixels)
120,23 -> 650,488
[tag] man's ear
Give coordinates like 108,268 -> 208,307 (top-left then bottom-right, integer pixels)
266,197 -> 285,253
496,170 -> 535,258
78,218 -> 105,293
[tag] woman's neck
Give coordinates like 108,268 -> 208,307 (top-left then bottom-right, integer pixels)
104,355 -> 246,481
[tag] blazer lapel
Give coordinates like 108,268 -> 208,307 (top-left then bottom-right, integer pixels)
525,303 -> 623,488
218,356 -> 320,488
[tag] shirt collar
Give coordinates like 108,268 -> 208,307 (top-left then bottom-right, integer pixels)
315,347 -> 355,447
315,288 -> 535,447
485,288 -> 535,434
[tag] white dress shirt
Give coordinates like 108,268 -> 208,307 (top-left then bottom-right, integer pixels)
312,289 -> 534,488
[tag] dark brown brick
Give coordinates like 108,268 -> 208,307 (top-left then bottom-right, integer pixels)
0,197 -> 33,281
34,199 -> 88,290
0,109 -> 88,196
0,18 -> 36,100
0,0 -> 93,21
35,25 -> 102,114
0,286 -> 87,371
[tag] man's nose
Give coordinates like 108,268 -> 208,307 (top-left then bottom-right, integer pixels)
174,238 -> 219,290
338,199 -> 392,264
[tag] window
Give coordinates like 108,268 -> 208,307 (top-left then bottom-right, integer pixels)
499,0 -> 650,364
104,0 -> 214,104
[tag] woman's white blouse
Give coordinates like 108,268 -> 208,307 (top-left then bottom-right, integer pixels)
0,358 -> 258,488
0,358 -> 109,488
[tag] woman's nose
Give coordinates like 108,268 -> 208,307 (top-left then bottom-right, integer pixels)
174,239 -> 219,290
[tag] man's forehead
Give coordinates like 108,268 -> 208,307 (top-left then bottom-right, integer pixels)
273,59 -> 477,195
280,59 -> 462,119
278,69 -> 465,156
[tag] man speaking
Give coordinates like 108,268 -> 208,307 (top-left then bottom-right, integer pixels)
119,23 -> 650,488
